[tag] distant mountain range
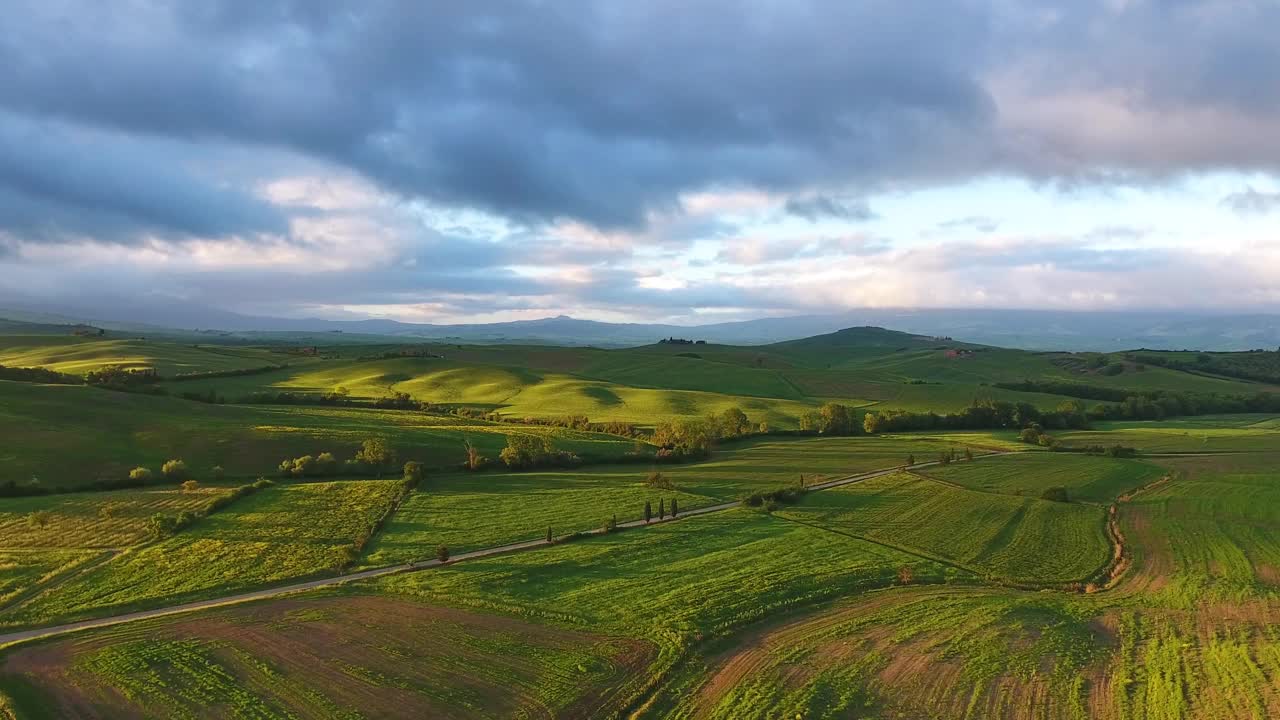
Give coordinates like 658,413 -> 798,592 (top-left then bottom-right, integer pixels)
2,299 -> 1279,351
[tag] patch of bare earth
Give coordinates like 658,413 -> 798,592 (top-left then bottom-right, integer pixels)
1,594 -> 654,720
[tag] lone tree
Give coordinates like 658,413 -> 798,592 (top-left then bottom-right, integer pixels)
161,459 -> 188,481
658,498 -> 666,519
129,466 -> 153,482
463,439 -> 484,471
402,461 -> 424,487
436,545 -> 450,563
671,498 -> 679,517
355,438 -> 397,478
644,501 -> 652,523
546,526 -> 553,543
181,479 -> 199,493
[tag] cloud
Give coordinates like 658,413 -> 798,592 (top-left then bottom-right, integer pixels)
0,112 -> 287,244
1,1 -> 1279,324
936,216 -> 1000,233
1222,187 -> 1280,215
784,195 -> 877,222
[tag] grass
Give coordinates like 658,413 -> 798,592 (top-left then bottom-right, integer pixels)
378,508 -> 951,651
0,594 -> 649,720
362,472 -> 713,565
363,433 -> 1000,565
0,486 -> 236,549
671,587 -> 1103,720
918,452 -> 1166,503
0,336 -> 282,376
0,551 -> 98,607
1055,415 -> 1280,453
5,480 -> 404,626
0,380 -> 638,488
778,472 -> 1112,584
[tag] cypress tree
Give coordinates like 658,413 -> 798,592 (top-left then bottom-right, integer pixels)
644,501 -> 652,523
671,498 -> 679,517
659,498 -> 666,519
546,526 -> 553,543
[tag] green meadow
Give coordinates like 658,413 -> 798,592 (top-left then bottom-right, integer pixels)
3,325 -> 1280,719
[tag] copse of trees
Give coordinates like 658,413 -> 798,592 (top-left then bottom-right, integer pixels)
652,418 -> 716,459
994,381 -> 1280,420
861,399 -> 1090,435
498,434 -> 581,469
85,366 -> 163,393
0,364 -> 83,385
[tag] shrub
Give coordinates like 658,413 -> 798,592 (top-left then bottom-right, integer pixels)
291,455 -> 316,477
315,452 -> 338,475
355,438 -> 397,477
403,461 -> 424,487
644,471 -> 675,490
436,545 -> 450,563
1041,486 -> 1070,503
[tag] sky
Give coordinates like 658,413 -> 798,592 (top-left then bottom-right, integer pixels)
1,0 -> 1279,325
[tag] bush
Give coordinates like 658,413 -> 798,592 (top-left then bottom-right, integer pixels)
1041,486 -> 1070,503
315,452 -> 338,475
403,461 -> 424,487
644,471 -> 675,490
181,479 -> 199,493
436,545 -> 450,563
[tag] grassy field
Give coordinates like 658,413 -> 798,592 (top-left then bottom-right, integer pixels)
0,594 -> 651,719
0,380 -> 639,488
0,336 -> 282,376
1056,415 -> 1280,453
918,452 -> 1166,503
5,480 -> 403,626
778,471 -> 1112,584
7,328 -> 1280,719
363,433 -> 1003,566
0,486 -> 236,549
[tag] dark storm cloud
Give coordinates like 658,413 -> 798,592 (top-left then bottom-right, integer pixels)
2,0 -> 1276,237
0,1 -> 995,230
0,113 -> 287,243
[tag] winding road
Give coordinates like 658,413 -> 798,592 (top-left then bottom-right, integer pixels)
0,454 -> 1010,649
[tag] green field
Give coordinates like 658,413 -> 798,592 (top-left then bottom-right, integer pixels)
918,452 -> 1166,503
0,380 -> 639,488
5,480 -> 403,626
0,486 -> 235,549
778,471 -> 1112,584
0,336 -> 282,376
364,434 -> 1003,566
5,325 -> 1280,719
1057,416 -> 1280,453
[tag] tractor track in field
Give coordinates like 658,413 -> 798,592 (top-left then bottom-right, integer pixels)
0,453 -> 1012,649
